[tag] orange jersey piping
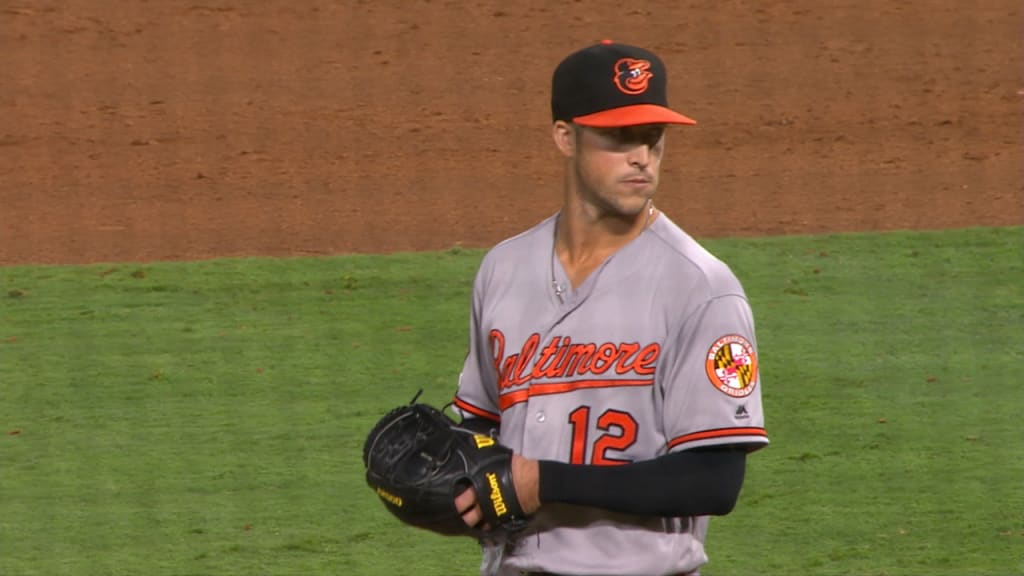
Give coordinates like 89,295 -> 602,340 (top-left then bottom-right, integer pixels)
668,427 -> 768,449
498,378 -> 655,411
452,396 -> 501,422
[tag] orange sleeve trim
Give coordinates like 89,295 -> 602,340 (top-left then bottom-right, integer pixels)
498,378 -> 654,411
452,396 -> 501,422
668,427 -> 768,449
499,389 -> 530,411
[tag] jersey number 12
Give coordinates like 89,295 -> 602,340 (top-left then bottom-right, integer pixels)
567,406 -> 637,466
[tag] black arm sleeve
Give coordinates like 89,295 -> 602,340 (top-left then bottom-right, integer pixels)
537,447 -> 747,518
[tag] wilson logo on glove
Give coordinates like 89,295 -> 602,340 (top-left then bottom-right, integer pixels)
376,487 -> 403,507
486,472 -> 508,516
474,434 -> 496,448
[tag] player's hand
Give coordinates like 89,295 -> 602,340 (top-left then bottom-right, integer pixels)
511,454 -> 541,514
455,454 -> 541,529
455,485 -> 486,529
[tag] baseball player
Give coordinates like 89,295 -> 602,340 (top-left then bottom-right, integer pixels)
451,40 -> 769,576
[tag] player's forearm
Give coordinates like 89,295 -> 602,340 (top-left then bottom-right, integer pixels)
531,448 -> 746,518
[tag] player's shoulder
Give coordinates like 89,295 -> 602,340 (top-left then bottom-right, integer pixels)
474,214 -> 556,281
486,214 -> 557,257
646,214 -> 746,298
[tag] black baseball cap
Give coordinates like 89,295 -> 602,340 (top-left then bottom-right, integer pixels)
551,40 -> 697,127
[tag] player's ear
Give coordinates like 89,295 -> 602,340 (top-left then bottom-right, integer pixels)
552,121 -> 575,158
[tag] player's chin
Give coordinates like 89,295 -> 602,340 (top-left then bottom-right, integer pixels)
607,199 -> 653,220
616,185 -> 656,211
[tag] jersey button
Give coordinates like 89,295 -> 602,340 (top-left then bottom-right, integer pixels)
535,411 -> 546,423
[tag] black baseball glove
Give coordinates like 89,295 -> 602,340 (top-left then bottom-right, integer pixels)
362,394 -> 530,536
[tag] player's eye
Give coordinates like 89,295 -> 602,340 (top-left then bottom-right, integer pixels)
595,125 -> 665,148
632,125 -> 666,147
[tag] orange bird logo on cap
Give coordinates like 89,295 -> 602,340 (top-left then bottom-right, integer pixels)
613,58 -> 653,95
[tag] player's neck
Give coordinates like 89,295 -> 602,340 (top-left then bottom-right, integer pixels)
557,195 -> 654,248
554,198 -> 656,287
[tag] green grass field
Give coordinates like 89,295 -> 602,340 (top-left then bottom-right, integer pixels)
1,226 -> 1022,576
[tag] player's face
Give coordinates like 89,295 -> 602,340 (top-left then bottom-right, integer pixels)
571,124 -> 667,217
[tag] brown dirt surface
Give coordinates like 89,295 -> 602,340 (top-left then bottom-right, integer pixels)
1,1 -> 1021,266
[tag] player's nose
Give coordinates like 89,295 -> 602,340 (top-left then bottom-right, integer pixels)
627,144 -> 652,168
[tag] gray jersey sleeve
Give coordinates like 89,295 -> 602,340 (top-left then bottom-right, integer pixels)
452,257 -> 501,423
660,294 -> 769,452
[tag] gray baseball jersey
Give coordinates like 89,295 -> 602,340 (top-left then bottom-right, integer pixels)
453,212 -> 768,576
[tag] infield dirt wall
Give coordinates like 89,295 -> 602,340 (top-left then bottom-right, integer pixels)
1,1 -> 1021,265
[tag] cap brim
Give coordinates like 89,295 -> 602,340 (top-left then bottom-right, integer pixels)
573,104 -> 697,127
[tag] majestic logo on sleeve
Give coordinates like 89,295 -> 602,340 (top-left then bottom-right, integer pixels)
490,331 -> 660,409
705,334 -> 758,398
613,58 -> 653,95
